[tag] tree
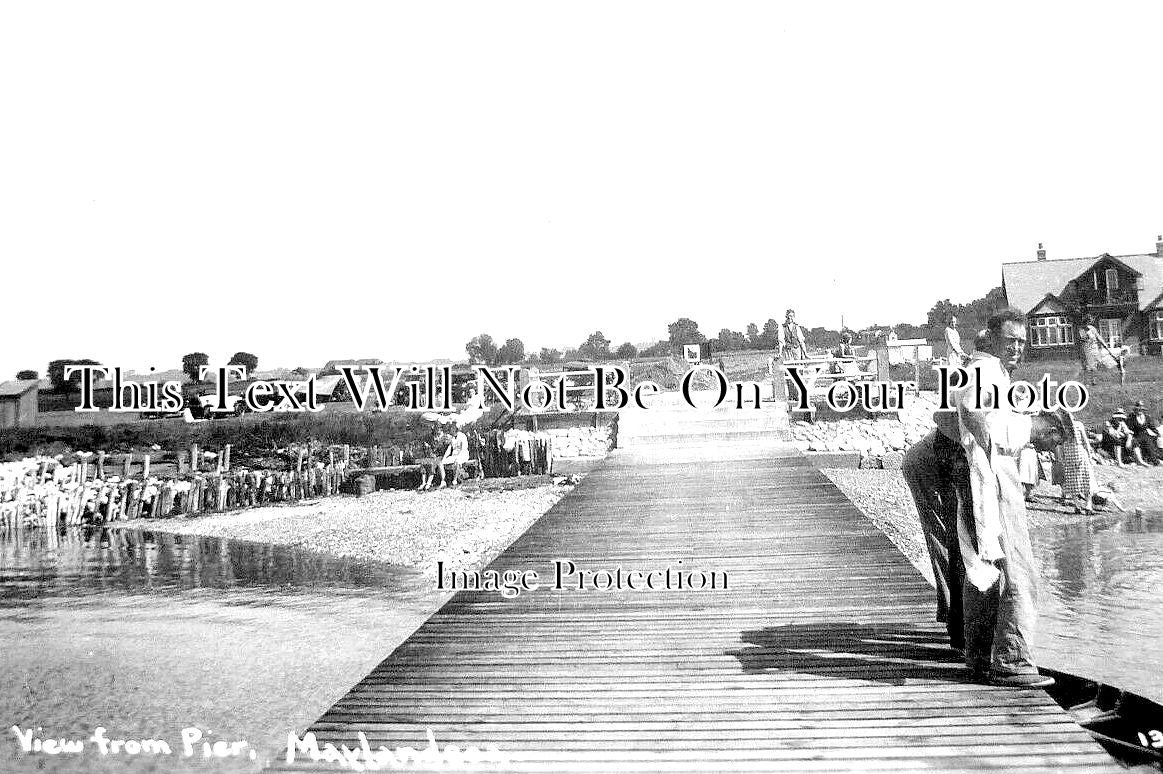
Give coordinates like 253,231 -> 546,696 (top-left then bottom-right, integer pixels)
614,342 -> 638,359
497,338 -> 525,365
806,327 -> 841,348
47,358 -> 101,393
638,341 -> 669,357
925,286 -> 1006,341
894,323 -> 927,340
227,351 -> 259,374
716,328 -> 746,351
745,323 -> 760,349
539,347 -> 562,364
578,331 -> 612,360
16,369 -> 38,380
667,318 -> 705,344
465,334 -> 499,366
759,318 -> 782,349
182,352 -> 210,382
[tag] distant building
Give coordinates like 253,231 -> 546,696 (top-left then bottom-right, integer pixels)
320,358 -> 384,375
1002,237 -> 1163,357
0,380 -> 39,429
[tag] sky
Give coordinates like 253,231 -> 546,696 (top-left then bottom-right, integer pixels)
4,2 -> 1163,378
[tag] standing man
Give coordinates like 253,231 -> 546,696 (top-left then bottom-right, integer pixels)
944,314 -> 967,368
952,309 -> 1063,688
779,309 -> 808,361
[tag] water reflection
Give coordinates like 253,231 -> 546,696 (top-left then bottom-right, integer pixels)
0,527 -> 438,774
0,527 -> 410,604
1031,511 -> 1163,704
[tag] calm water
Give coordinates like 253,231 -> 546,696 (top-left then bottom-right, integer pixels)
3,519 -> 1161,772
1032,514 -> 1163,705
0,528 -> 445,774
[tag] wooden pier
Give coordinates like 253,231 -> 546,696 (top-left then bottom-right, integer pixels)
269,398 -> 1121,772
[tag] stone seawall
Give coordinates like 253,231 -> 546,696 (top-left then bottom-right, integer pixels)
790,392 -> 940,469
545,426 -> 613,458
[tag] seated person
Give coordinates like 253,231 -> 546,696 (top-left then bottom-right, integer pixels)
1126,401 -> 1160,466
830,330 -> 857,373
439,422 -> 470,488
1100,410 -> 1132,466
416,428 -> 449,491
832,330 -> 856,359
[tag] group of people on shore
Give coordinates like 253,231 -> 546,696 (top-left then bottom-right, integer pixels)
1098,401 -> 1161,467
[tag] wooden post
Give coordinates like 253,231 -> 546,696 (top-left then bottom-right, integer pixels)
342,445 -> 351,466
141,455 -> 151,479
177,451 -> 188,475
96,451 -> 106,479
190,444 -> 200,473
123,453 -> 133,479
223,444 -> 231,472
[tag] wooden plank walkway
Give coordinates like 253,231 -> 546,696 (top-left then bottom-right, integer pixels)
269,416 -> 1121,772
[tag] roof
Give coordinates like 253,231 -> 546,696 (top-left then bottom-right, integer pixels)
323,358 -> 384,371
1002,252 -> 1163,314
0,379 -> 39,398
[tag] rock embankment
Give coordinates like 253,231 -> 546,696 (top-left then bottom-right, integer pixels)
790,391 -> 940,468
544,426 -> 612,458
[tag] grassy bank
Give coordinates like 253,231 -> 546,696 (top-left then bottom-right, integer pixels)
1013,355 -> 1163,427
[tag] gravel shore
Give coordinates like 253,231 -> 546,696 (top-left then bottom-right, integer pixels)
821,464 -> 1163,587
127,481 -> 575,580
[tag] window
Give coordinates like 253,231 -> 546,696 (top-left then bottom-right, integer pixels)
1151,310 -> 1163,341
1030,315 -> 1075,347
1106,268 -> 1119,291
1097,318 -> 1122,347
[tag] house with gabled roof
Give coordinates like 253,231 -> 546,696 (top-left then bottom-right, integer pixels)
1001,237 -> 1163,358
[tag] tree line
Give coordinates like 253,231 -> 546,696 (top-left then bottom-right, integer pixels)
15,287 -> 1008,386
463,287 -> 1009,364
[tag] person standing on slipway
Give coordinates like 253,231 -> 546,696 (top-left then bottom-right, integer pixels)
952,309 -> 1063,688
944,314 -> 967,368
779,309 -> 808,361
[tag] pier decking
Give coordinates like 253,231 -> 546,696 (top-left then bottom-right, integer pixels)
269,400 -> 1121,772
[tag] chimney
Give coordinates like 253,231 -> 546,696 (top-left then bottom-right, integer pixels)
1036,242 -> 1046,261
1156,235 -> 1162,256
